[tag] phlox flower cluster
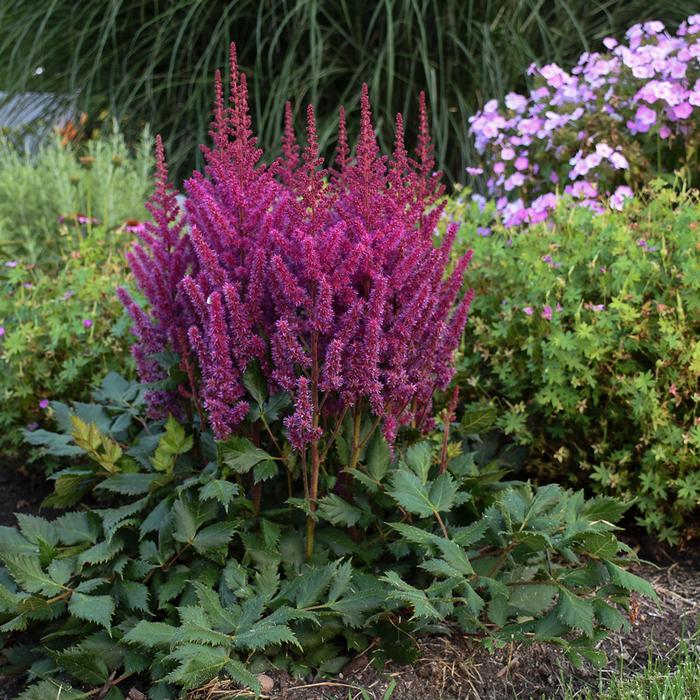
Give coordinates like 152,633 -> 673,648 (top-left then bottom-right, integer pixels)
468,15 -> 700,226
120,45 -> 474,449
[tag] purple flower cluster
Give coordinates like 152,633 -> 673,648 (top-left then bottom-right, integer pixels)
121,45 -> 474,448
469,15 -> 700,226
117,137 -> 196,417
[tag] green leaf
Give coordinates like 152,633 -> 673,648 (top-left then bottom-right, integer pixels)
381,570 -> 442,620
387,470 -> 434,518
17,680 -> 83,700
555,588 -> 595,637
317,494 -> 363,527
582,497 -> 629,524
253,459 -> 278,483
123,620 -> 177,647
199,479 -> 239,512
429,473 -> 457,513
120,580 -> 150,612
604,562 -> 659,602
243,363 -> 267,406
95,473 -> 161,495
172,498 -> 198,543
68,592 -> 115,631
54,512 -> 99,545
388,469 -> 455,518
1,554 -> 64,596
461,404 -> 497,434
575,532 -> 620,559
164,644 -> 229,689
404,441 -> 433,482
225,659 -> 262,693
366,430 -> 391,481
193,521 -> 238,554
592,599 -> 629,633
389,522 -> 440,546
296,565 -> 336,608
508,584 -> 558,616
53,648 -> 110,685
221,437 -> 275,474
16,514 -> 58,548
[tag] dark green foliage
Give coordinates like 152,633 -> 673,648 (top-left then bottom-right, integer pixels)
448,184 -> 700,543
0,384 -> 655,696
0,1 -> 695,182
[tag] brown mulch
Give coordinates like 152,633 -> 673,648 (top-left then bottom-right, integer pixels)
1,465 -> 699,700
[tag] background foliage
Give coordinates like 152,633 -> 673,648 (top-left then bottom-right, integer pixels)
450,184 -> 700,543
1,0 -> 697,182
0,127 -> 152,263
0,228 -> 134,458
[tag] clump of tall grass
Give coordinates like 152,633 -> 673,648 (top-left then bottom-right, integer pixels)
0,0 -> 695,182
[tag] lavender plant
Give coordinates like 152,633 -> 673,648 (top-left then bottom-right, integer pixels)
468,15 -> 700,226
119,45 -> 474,558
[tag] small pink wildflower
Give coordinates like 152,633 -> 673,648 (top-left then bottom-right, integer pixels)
83,319 -> 93,329
39,399 -> 50,410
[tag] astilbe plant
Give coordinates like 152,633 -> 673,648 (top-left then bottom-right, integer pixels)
120,44 -> 474,556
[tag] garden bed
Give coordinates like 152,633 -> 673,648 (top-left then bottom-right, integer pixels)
0,464 -> 697,700
188,565 -> 699,700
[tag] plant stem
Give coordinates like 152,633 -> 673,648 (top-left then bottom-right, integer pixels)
306,331 -> 321,560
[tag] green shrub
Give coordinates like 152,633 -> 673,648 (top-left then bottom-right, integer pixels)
0,228 -> 134,458
0,127 -> 152,262
0,376 -> 654,697
449,183 -> 700,543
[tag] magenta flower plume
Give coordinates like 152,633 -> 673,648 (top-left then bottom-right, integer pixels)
121,42 -> 474,448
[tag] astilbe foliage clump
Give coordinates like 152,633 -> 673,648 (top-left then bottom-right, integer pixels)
120,45 -> 474,555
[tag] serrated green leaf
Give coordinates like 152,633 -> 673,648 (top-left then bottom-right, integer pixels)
68,592 -> 114,631
243,363 -> 267,406
123,620 -> 177,647
1,554 -> 64,596
429,473 -> 457,513
120,580 -> 150,612
164,644 -> 229,688
366,430 -> 391,482
404,441 -> 433,482
16,514 -> 58,548
199,480 -> 239,512
192,521 -> 238,554
55,512 -> 99,545
592,598 -> 630,633
604,562 -> 659,602
317,494 -> 362,527
225,658 -> 262,693
221,437 -> 274,474
381,570 -> 442,620
461,404 -> 497,434
53,648 -> 110,685
17,680 -> 83,700
556,588 -> 594,637
253,459 -> 278,483
95,473 -> 161,495
509,584 -> 558,616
